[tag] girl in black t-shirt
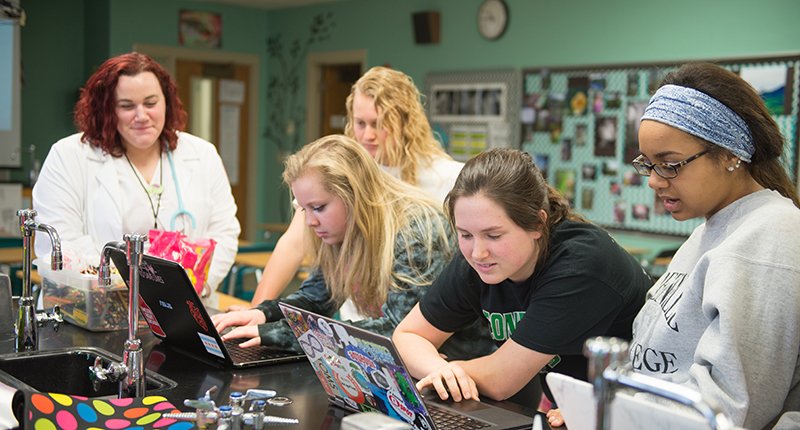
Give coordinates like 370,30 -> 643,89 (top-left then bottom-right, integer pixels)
393,147 -> 652,413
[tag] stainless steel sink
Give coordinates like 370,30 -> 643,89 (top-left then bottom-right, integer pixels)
0,346 -> 177,398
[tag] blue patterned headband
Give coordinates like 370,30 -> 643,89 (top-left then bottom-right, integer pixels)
641,84 -> 754,162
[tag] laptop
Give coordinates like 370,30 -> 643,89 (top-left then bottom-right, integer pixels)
546,372 -> 714,430
108,250 -> 305,368
278,302 -> 536,430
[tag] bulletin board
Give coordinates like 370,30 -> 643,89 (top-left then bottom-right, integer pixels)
425,68 -> 522,162
520,55 -> 800,235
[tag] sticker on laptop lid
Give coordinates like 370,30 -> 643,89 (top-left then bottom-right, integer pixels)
138,297 -> 166,337
198,332 -> 225,358
186,300 -> 209,331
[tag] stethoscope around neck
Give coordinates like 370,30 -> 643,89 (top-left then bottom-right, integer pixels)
166,151 -> 196,231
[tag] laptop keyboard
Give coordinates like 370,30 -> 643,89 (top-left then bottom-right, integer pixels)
223,337 -> 299,362
426,404 -> 490,430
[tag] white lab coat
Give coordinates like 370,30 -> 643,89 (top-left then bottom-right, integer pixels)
32,132 -> 240,308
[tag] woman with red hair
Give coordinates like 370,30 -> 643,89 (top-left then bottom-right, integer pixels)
33,52 -> 240,308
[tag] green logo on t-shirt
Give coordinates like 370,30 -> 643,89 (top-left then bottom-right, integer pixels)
482,310 -> 525,341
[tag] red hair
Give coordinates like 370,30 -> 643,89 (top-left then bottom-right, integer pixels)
74,52 -> 187,156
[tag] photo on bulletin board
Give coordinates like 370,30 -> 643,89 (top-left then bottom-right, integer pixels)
633,203 -> 650,221
555,169 -> 576,207
575,124 -> 587,146
613,201 -> 626,224
561,139 -> 572,161
544,94 -> 565,141
627,71 -> 640,96
533,154 -> 549,182
594,116 -> 617,157
568,77 -> 589,116
582,164 -> 597,180
739,64 -> 792,116
624,171 -> 642,186
605,92 -> 622,109
582,187 -> 595,210
610,182 -> 621,196
602,160 -> 620,176
625,102 -> 649,163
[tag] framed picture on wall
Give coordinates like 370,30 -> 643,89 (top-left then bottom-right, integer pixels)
179,10 -> 222,49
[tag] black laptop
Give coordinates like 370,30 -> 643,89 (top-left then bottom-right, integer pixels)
279,302 -> 536,430
108,250 -> 305,368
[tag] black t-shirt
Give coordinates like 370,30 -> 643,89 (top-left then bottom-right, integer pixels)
419,220 -> 652,383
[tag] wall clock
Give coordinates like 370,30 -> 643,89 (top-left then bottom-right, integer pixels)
478,0 -> 508,40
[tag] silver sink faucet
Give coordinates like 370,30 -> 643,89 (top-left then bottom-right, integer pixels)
583,337 -> 735,430
16,209 -> 63,352
92,233 -> 147,398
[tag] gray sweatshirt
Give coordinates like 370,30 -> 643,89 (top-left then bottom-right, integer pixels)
630,189 -> 800,430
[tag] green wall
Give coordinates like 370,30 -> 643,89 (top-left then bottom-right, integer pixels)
16,0 -> 800,247
18,0 -> 86,183
268,0 -> 800,85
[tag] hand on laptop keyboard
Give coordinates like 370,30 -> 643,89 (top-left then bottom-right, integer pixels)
415,362 -> 480,403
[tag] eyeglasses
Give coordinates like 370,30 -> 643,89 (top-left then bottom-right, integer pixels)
631,149 -> 710,179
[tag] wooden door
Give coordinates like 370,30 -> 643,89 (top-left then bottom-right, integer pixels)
175,60 -> 249,236
320,64 -> 361,136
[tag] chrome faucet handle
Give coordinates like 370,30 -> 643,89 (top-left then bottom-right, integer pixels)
242,389 -> 277,401
89,356 -> 128,383
36,304 -> 63,331
202,385 -> 219,400
242,397 -> 299,428
181,386 -> 220,429
183,385 -> 218,414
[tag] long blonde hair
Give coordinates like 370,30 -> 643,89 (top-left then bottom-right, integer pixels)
344,66 -> 453,186
283,135 -> 453,317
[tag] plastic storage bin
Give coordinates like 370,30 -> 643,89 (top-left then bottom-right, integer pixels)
34,259 -> 130,332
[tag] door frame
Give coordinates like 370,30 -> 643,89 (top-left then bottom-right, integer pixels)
133,43 -> 259,241
305,49 -> 366,142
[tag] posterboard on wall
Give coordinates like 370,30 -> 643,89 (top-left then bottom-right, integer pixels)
521,55 -> 800,236
425,69 -> 522,162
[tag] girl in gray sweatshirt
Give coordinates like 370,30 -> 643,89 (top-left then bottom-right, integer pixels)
630,62 -> 800,430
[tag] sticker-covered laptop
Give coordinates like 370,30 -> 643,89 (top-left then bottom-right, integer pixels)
278,302 -> 535,430
108,250 -> 304,368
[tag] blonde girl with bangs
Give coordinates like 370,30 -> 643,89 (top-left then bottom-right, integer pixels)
234,67 -> 463,313
212,135 -> 485,358
290,134 -> 446,317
